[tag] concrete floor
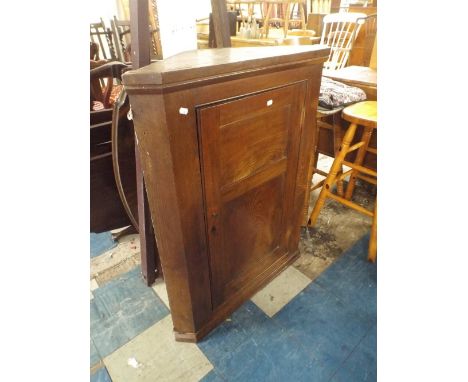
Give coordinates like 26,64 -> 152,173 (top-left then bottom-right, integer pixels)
91,233 -> 141,286
294,154 -> 376,281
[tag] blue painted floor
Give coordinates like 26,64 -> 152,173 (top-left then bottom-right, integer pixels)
90,233 -> 376,381
91,267 -> 169,361
90,232 -> 117,258
91,366 -> 112,382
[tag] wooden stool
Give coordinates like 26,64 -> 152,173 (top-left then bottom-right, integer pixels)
308,101 -> 377,262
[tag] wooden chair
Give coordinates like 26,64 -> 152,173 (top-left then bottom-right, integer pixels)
308,101 -> 377,261
110,16 -> 162,62
350,13 -> 377,67
90,61 -> 138,233
90,18 -> 117,60
226,0 -> 264,27
110,17 -> 132,63
286,0 -> 307,30
309,106 -> 347,198
320,12 -> 366,70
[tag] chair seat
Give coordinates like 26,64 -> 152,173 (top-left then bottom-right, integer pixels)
342,101 -> 377,128
317,105 -> 344,117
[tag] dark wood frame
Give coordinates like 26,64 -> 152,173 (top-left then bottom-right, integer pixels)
129,0 -> 161,285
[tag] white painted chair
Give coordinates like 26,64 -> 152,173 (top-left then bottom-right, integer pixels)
320,12 -> 367,71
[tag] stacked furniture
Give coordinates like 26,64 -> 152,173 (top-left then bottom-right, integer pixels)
90,61 -> 138,234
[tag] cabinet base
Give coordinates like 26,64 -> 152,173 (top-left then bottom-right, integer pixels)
173,251 -> 299,343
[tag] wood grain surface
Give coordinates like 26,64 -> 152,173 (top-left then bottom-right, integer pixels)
123,46 -> 328,341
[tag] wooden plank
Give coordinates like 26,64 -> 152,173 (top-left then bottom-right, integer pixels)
148,0 -> 163,59
210,0 -> 232,47
130,0 -> 151,68
129,0 -> 159,286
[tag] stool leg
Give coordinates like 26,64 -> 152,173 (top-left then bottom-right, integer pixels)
336,170 -> 344,197
345,126 -> 374,200
368,198 -> 377,262
332,113 -> 344,197
308,122 -> 358,226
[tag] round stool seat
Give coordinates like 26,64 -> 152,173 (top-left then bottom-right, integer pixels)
342,101 -> 377,128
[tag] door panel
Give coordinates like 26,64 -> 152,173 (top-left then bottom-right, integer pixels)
221,175 -> 285,297
197,82 -> 306,308
219,104 -> 290,187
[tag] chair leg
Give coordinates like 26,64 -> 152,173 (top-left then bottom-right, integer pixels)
368,198 -> 377,262
284,2 -> 291,37
308,122 -> 358,226
310,118 -> 321,184
300,2 -> 306,30
264,3 -> 272,38
345,126 -> 373,200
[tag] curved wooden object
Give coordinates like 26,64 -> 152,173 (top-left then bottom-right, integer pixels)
111,89 -> 139,231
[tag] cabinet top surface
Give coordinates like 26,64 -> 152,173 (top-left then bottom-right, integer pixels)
122,46 -> 329,87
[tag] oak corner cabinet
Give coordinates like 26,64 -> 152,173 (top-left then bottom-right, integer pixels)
123,46 -> 329,342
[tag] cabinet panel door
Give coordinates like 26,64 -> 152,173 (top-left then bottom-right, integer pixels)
197,82 -> 306,308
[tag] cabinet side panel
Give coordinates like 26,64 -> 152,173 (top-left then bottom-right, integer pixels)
128,92 -> 208,334
163,91 -> 214,328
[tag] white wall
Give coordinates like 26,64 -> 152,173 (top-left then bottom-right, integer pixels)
89,0 -> 120,25
157,0 -> 199,58
193,0 -> 212,20
90,0 -> 212,25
